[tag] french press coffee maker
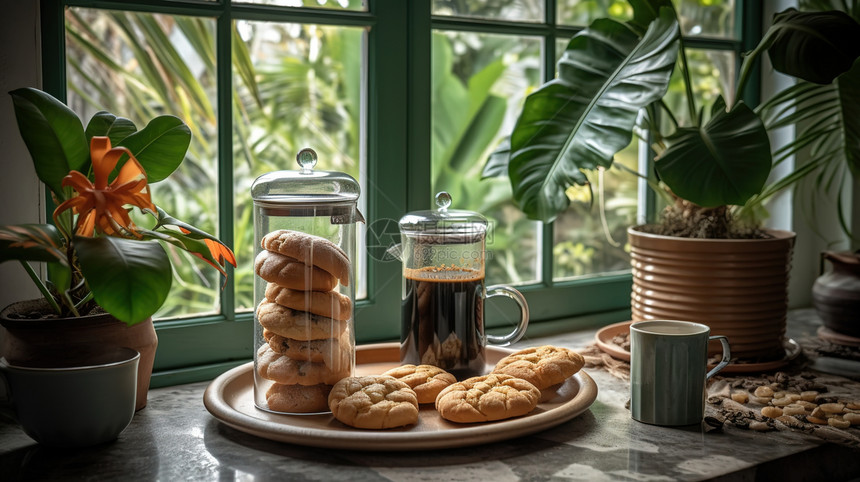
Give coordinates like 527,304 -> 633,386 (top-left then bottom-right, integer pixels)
397,192 -> 529,378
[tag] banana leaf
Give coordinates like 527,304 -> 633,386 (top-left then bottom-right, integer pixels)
655,96 -> 771,207
492,8 -> 679,222
766,9 -> 860,85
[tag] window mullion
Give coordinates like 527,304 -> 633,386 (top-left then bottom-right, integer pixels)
217,7 -> 235,320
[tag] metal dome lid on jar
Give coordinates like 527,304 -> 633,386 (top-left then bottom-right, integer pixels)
398,191 -> 487,244
251,148 -> 362,220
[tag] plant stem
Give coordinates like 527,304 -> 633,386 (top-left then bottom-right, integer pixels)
734,27 -> 778,110
18,260 -> 62,315
74,291 -> 94,311
677,37 -> 697,125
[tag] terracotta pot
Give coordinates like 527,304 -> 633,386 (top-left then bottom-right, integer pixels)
0,299 -> 158,411
813,251 -> 860,337
628,226 -> 795,361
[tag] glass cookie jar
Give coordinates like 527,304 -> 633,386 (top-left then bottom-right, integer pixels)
251,148 -> 362,414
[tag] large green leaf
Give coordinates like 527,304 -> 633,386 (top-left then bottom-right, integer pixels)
85,111 -> 138,146
767,9 -> 860,85
117,115 -> 191,183
75,236 -> 171,325
656,97 -> 771,207
9,88 -> 88,197
505,8 -> 679,222
0,224 -> 65,263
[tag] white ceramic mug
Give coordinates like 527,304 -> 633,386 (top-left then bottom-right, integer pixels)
630,320 -> 730,426
0,346 -> 139,447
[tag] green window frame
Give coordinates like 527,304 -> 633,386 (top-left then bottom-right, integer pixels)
39,0 -> 760,387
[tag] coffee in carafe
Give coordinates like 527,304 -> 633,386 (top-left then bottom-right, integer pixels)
397,192 -> 528,379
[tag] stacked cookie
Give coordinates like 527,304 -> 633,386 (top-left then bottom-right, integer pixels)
254,229 -> 353,413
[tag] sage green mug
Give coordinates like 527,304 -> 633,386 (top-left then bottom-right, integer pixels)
630,320 -> 730,426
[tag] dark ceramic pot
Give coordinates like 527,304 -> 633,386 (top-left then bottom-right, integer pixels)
0,299 -> 158,411
813,251 -> 860,338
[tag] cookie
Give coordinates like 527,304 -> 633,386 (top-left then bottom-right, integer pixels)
264,329 -> 351,370
256,345 -> 350,385
328,376 -> 419,429
262,230 -> 350,286
256,301 -> 347,341
382,364 -> 457,404
491,345 -> 584,390
265,283 -> 352,321
265,383 -> 333,413
435,373 -> 540,423
255,250 -> 337,292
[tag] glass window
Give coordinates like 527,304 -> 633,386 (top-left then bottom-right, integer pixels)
430,30 -> 541,285
66,9 -> 222,319
674,0 -> 736,39
234,0 -> 367,10
43,0 -> 748,384
557,0 -> 632,26
434,0 -> 544,22
232,21 -> 366,309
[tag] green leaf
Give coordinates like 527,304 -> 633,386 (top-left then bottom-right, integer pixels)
506,8 -> 680,222
0,224 -> 66,263
9,88 -> 88,197
656,97 -> 771,207
85,111 -> 138,145
75,236 -> 171,325
482,137 -> 511,178
117,115 -> 191,183
767,9 -> 860,85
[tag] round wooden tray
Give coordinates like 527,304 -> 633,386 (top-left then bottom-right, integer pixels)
203,343 -> 598,451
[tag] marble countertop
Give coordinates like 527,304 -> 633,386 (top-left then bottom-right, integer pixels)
2,309 -> 860,481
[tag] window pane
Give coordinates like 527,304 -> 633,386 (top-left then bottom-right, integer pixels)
662,48 -> 736,129
557,0 -> 632,26
674,0 -> 736,39
65,9 -> 222,319
431,31 -> 541,286
552,142 -> 637,280
233,0 -> 366,10
434,0 -> 544,22
233,21 -> 366,310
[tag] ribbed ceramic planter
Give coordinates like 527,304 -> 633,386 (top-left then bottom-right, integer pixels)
628,226 -> 796,361
0,299 -> 158,411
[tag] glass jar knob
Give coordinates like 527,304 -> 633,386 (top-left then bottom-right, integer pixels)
435,191 -> 452,212
296,147 -> 318,174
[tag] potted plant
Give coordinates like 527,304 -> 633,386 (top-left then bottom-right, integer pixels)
483,1 -> 860,362
0,87 -> 236,409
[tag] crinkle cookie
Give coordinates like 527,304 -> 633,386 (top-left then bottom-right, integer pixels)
435,373 -> 540,423
265,383 -> 332,413
255,250 -> 337,292
256,301 -> 347,341
256,345 -> 350,386
491,345 -> 584,389
265,283 -> 352,321
328,376 -> 419,429
382,364 -> 457,404
261,230 -> 350,286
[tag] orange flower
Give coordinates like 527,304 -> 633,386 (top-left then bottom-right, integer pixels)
178,227 -> 237,277
53,137 -> 155,238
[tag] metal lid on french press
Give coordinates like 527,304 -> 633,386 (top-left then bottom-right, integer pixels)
398,192 -> 487,243
251,148 -> 361,218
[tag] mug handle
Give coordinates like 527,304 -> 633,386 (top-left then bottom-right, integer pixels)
484,285 -> 529,346
706,335 -> 731,379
